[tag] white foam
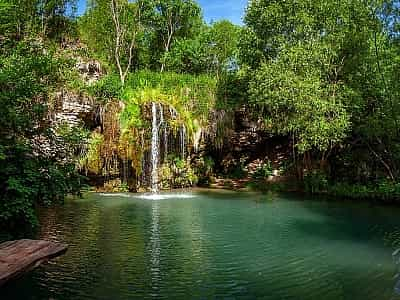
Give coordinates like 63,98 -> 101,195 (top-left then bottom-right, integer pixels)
99,192 -> 196,200
99,193 -> 133,198
136,193 -> 196,200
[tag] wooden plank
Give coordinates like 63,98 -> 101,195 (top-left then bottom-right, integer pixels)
0,239 -> 68,286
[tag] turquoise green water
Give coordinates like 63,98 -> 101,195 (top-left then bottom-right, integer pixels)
3,189 -> 400,300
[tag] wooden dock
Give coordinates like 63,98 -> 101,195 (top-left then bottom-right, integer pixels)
0,239 -> 68,286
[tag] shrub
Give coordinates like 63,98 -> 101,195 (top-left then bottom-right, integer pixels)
304,170 -> 328,194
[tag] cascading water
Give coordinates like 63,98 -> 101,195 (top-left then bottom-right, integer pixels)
144,103 -> 192,193
163,122 -> 168,162
159,103 -> 164,125
180,125 -> 186,160
159,104 -> 168,162
151,102 -> 160,193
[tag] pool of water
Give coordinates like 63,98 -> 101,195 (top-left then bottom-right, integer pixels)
3,189 -> 400,300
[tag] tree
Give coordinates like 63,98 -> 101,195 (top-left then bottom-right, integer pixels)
162,20 -> 240,75
0,42 -> 85,231
141,0 -> 203,71
162,25 -> 212,74
110,0 -> 144,84
241,0 -> 400,179
80,0 -> 145,85
208,20 -> 240,76
248,43 -> 351,162
0,0 -> 77,42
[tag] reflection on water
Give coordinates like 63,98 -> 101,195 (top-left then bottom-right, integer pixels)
150,200 -> 161,291
393,249 -> 400,295
2,190 -> 400,300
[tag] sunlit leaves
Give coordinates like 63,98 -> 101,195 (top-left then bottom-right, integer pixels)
249,45 -> 350,153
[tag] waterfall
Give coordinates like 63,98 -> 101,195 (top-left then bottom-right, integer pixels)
159,104 -> 168,162
169,106 -> 186,160
151,102 -> 160,193
163,117 -> 168,162
146,103 -> 188,192
122,158 -> 128,184
180,125 -> 186,160
163,125 -> 168,162
169,106 -> 177,119
193,127 -> 202,153
159,103 -> 164,125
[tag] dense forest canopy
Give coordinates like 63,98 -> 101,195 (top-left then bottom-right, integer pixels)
1,0 -> 400,233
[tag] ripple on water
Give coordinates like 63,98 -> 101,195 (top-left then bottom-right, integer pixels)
3,191 -> 400,300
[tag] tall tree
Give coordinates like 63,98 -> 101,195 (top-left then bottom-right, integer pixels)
141,0 -> 203,71
241,0 -> 400,179
162,20 -> 240,75
0,0 -> 76,41
79,0 -> 145,84
208,20 -> 240,76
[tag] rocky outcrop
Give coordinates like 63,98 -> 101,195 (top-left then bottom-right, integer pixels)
51,56 -> 102,128
76,59 -> 102,85
31,57 -> 102,161
52,90 -> 96,128
207,105 -> 291,182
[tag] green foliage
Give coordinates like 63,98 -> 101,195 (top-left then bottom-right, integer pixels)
195,156 -> 215,186
208,20 -> 240,74
163,20 -> 240,75
0,0 -> 77,43
79,132 -> 104,175
79,0 -> 205,73
160,155 -> 198,188
241,0 -> 400,185
163,33 -> 213,74
328,181 -> 400,201
249,48 -> 351,153
198,156 -> 214,175
112,70 -> 216,142
120,102 -> 142,130
245,181 -> 288,193
88,74 -> 123,100
103,179 -> 129,192
216,70 -> 249,109
228,163 -> 247,180
78,0 -> 144,79
252,161 -> 273,179
304,171 -> 329,194
142,0 -> 203,70
0,0 -> 16,38
328,183 -> 372,200
0,42 -> 85,231
124,70 -> 216,119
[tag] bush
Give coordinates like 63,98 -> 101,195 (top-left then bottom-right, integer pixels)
159,155 -> 199,189
326,180 -> 400,202
303,170 -> 328,194
252,160 -> 273,179
0,42 -> 86,231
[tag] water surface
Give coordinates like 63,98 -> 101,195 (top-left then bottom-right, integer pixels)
3,189 -> 400,300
